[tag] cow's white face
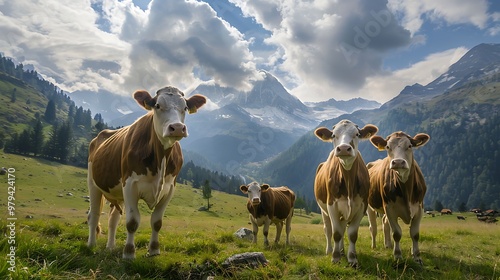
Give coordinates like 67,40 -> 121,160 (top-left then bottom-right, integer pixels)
315,120 -> 378,170
240,182 -> 270,206
133,86 -> 206,149
370,132 -> 430,182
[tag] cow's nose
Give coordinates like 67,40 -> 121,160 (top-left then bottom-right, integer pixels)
335,144 -> 352,156
166,123 -> 187,137
252,198 -> 260,205
391,159 -> 407,169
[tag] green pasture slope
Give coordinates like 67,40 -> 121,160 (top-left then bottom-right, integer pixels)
1,152 -> 499,279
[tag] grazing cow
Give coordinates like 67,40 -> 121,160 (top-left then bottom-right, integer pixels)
87,86 -> 206,259
314,120 -> 378,267
240,182 -> 295,246
441,209 -> 452,215
457,216 -> 466,220
366,131 -> 430,265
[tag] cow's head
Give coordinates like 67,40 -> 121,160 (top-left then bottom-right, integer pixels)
133,86 -> 206,149
240,182 -> 270,206
315,119 -> 378,170
370,131 -> 430,182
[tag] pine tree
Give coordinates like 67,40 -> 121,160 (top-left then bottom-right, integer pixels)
202,180 -> 212,210
44,100 -> 56,123
0,131 -> 5,149
17,129 -> 32,155
43,124 -> 59,160
4,133 -> 19,153
30,120 -> 44,156
74,106 -> 83,126
84,109 -> 92,128
57,121 -> 73,163
10,88 -> 16,103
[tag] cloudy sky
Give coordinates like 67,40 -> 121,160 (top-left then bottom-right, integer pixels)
0,0 -> 499,104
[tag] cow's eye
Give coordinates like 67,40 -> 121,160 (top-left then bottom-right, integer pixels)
155,104 -> 160,109
386,145 -> 390,150
356,133 -> 361,137
184,106 -> 189,111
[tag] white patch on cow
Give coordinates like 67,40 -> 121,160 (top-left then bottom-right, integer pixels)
325,195 -> 364,222
390,196 -> 421,224
160,174 -> 176,206
409,202 -> 421,222
252,215 -> 270,227
123,158 -> 167,210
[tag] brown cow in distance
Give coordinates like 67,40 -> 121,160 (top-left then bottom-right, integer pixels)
314,119 -> 378,267
240,182 -> 295,246
367,131 -> 430,265
87,86 -> 206,259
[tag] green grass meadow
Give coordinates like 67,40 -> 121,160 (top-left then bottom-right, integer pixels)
1,152 -> 499,279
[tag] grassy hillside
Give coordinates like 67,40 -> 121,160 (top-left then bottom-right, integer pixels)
1,152 -> 499,279
0,73 -> 49,136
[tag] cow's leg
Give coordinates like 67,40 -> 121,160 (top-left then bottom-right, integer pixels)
346,207 -> 364,267
250,215 -> 258,244
328,204 -> 346,263
382,214 -> 393,248
148,180 -> 175,256
385,206 -> 403,261
123,179 -> 140,259
321,210 -> 333,255
274,221 -> 283,244
87,167 -> 104,248
106,203 -> 122,249
367,207 -> 377,249
410,207 -> 423,265
263,218 -> 271,246
285,212 -> 293,245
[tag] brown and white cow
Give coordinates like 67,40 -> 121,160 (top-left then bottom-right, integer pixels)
366,131 -> 430,265
240,182 -> 295,246
87,86 -> 206,259
314,120 -> 378,267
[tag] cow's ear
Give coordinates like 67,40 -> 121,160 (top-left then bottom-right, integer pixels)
239,185 -> 248,194
314,127 -> 333,142
261,184 -> 270,192
134,90 -> 156,111
186,94 -> 207,114
359,124 -> 378,139
370,135 -> 387,151
411,133 -> 430,148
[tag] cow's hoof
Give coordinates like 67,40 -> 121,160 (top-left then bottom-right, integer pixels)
146,251 -> 160,258
414,258 -> 423,266
348,261 -> 360,269
332,252 -> 341,264
123,243 -> 136,259
122,253 -> 136,259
